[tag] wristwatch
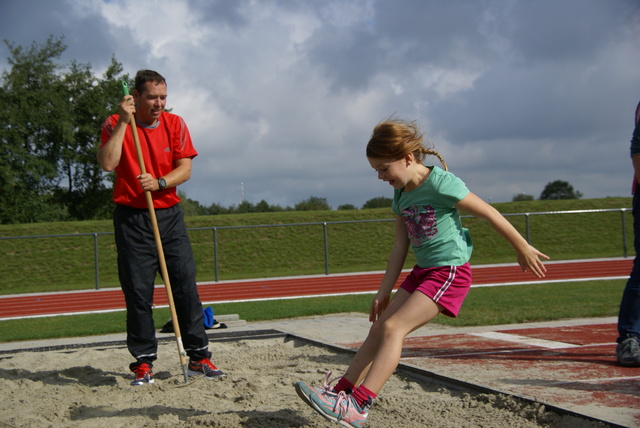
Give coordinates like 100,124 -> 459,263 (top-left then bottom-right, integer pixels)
157,177 -> 167,191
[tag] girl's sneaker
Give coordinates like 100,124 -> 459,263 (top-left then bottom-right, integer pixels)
295,371 -> 338,405
295,371 -> 339,407
295,381 -> 338,407
309,390 -> 370,428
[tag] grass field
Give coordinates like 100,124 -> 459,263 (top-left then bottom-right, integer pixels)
0,197 -> 633,294
0,197 -> 632,342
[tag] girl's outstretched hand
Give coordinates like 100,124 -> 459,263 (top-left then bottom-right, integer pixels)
369,291 -> 391,323
517,245 -> 550,278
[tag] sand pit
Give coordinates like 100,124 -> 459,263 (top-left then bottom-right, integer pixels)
0,334 -> 607,428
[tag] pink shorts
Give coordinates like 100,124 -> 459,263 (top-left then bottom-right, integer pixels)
399,263 -> 472,318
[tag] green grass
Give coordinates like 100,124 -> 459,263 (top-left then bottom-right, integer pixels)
0,197 -> 632,294
0,197 -> 631,342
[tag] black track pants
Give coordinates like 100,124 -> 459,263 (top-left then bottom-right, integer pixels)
114,204 -> 210,364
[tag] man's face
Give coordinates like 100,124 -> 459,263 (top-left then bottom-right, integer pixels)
133,81 -> 167,126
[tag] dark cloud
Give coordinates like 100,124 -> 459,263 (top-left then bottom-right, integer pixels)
305,24 -> 380,93
0,0 -> 120,72
505,0 -> 638,64
1,0 -> 638,209
185,0 -> 250,28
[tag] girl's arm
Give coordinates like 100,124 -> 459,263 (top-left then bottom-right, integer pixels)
370,215 -> 410,322
456,192 -> 549,278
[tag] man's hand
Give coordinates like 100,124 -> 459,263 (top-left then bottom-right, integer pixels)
137,173 -> 159,192
118,95 -> 136,124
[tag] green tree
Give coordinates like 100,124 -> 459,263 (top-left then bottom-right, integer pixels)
255,200 -> 271,212
512,193 -> 534,202
0,36 -> 66,223
539,180 -> 583,200
337,203 -> 357,210
56,57 -> 125,220
362,196 -> 393,209
0,36 -> 127,223
179,191 -> 206,216
295,196 -> 331,211
237,200 -> 256,213
204,202 -> 230,215
255,199 -> 286,212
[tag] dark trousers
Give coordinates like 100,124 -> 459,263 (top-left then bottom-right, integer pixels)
114,204 -> 210,364
619,192 -> 640,341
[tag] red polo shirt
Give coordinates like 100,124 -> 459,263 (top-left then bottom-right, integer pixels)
100,112 -> 198,209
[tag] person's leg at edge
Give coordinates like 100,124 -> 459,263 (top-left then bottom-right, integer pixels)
616,192 -> 640,366
618,192 -> 640,342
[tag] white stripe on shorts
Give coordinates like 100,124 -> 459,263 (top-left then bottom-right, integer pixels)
432,265 -> 455,303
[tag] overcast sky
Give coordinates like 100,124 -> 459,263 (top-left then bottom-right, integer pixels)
2,0 -> 639,209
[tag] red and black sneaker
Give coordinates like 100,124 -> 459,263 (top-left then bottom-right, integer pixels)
130,362 -> 154,386
188,358 -> 225,379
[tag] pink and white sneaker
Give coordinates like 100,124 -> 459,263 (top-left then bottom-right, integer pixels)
309,390 -> 371,428
294,371 -> 340,407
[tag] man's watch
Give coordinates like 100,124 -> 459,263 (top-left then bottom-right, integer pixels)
157,177 -> 167,191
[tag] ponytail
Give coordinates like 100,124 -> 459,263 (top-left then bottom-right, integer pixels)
421,148 -> 448,171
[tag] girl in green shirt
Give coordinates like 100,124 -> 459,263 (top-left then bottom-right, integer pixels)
296,118 -> 549,427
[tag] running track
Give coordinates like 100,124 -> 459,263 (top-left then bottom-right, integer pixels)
0,258 -> 632,320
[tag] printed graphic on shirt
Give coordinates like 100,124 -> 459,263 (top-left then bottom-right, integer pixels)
401,204 -> 437,246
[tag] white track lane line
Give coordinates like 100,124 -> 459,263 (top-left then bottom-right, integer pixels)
469,332 -> 581,349
557,375 -> 640,384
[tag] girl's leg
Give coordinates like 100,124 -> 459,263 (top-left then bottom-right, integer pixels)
342,288 -> 441,389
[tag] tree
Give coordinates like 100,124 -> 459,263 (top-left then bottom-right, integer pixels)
539,180 -> 583,200
0,36 -> 67,223
337,204 -> 357,210
205,202 -> 230,215
255,199 -> 285,212
295,196 -> 331,211
362,196 -> 393,209
179,191 -> 207,216
512,193 -> 534,202
0,36 -> 128,223
56,57 -> 126,220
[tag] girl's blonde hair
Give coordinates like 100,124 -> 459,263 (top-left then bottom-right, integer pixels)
366,118 -> 448,171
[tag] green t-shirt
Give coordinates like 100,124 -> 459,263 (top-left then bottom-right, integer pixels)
392,166 -> 472,267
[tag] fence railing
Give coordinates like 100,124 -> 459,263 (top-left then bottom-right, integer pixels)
501,208 -> 632,256
0,208 -> 632,290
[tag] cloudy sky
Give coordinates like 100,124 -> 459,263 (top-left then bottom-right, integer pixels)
2,0 -> 639,209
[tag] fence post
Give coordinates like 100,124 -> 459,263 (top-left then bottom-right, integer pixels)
93,233 -> 100,290
323,223 -> 329,275
213,228 -> 219,282
621,209 -> 628,258
525,213 -> 531,243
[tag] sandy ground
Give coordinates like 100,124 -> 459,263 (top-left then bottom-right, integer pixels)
0,335 -> 609,428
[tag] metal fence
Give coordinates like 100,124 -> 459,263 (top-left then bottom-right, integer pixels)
0,208 -> 632,290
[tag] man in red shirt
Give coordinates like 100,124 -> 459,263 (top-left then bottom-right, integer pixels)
98,70 -> 224,384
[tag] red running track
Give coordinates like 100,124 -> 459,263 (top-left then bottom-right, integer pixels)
0,258 -> 632,320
